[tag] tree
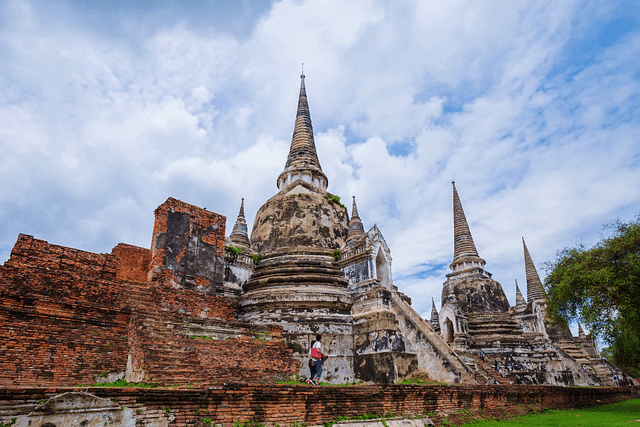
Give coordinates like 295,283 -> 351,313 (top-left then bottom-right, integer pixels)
544,216 -> 640,376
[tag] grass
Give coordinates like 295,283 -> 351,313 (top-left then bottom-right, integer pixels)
76,379 -> 159,388
458,398 -> 640,426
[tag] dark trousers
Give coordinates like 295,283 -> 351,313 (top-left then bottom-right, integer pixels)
308,359 -> 316,379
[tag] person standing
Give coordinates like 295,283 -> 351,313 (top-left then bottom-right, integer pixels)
307,339 -> 316,383
306,334 -> 324,385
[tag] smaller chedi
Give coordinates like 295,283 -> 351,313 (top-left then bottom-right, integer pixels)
0,74 -> 635,388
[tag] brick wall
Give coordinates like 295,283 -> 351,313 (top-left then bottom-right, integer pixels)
150,198 -> 226,295
0,202 -> 304,388
112,243 -> 151,283
0,233 -> 295,387
0,385 -> 637,427
0,235 -> 129,386
124,279 -> 295,385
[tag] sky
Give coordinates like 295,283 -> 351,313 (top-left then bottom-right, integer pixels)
1,0 -> 639,333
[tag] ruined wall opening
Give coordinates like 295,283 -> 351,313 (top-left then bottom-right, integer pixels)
375,249 -> 390,289
444,317 -> 455,344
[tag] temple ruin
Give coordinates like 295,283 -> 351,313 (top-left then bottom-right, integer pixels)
0,74 -> 635,389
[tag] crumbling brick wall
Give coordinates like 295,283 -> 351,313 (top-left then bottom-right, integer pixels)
0,200 -> 298,388
112,243 -> 151,283
150,197 -> 226,295
0,235 -> 130,386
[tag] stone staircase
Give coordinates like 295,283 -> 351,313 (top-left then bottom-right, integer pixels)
556,340 -> 612,385
463,354 -> 505,384
390,293 -> 480,384
466,312 -> 530,348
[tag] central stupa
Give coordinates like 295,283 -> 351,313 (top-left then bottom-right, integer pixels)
239,74 -> 354,380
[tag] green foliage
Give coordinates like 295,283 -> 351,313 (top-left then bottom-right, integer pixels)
544,216 -> 640,373
0,418 -> 17,427
323,194 -> 347,209
188,334 -> 215,341
227,245 -> 241,262
78,379 -> 159,388
399,374 -> 446,385
203,418 -> 212,424
323,413 -> 394,427
332,249 -> 340,261
458,398 -> 640,426
251,253 -> 262,265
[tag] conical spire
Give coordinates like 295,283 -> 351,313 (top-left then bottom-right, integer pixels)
523,237 -> 546,302
352,195 -> 360,219
449,182 -> 487,276
430,297 -> 440,327
452,182 -> 480,261
229,198 -> 250,249
515,279 -> 526,306
276,73 -> 328,191
578,323 -> 586,339
346,196 -> 365,246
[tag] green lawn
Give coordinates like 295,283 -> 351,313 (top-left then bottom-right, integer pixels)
460,398 -> 640,427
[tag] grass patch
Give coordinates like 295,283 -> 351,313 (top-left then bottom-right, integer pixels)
459,398 -> 640,426
76,379 -> 159,388
399,374 -> 446,386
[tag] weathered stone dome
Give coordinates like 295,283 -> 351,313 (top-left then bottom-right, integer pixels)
251,181 -> 348,255
243,181 -> 351,323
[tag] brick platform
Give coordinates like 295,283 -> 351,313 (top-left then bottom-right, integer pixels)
0,384 -> 637,427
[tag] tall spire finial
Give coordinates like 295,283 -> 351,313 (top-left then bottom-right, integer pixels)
452,182 -> 480,261
523,237 -> 546,302
239,198 -> 245,218
276,74 -> 328,192
351,196 -> 360,219
301,62 -> 304,76
449,182 -> 487,277
229,198 -> 250,249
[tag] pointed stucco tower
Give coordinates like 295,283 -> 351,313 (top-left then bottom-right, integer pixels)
229,198 -> 250,250
430,297 -> 440,330
578,323 -> 586,339
239,73 -> 353,382
449,181 -> 490,279
523,238 -> 546,302
249,73 -> 348,255
276,73 -> 328,192
515,279 -> 526,306
442,182 -> 510,314
439,182 -> 511,349
346,196 -> 366,246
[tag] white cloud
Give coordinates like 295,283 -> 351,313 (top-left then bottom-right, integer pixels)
0,0 -> 639,324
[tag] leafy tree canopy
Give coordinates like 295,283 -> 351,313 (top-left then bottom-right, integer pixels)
544,216 -> 640,374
